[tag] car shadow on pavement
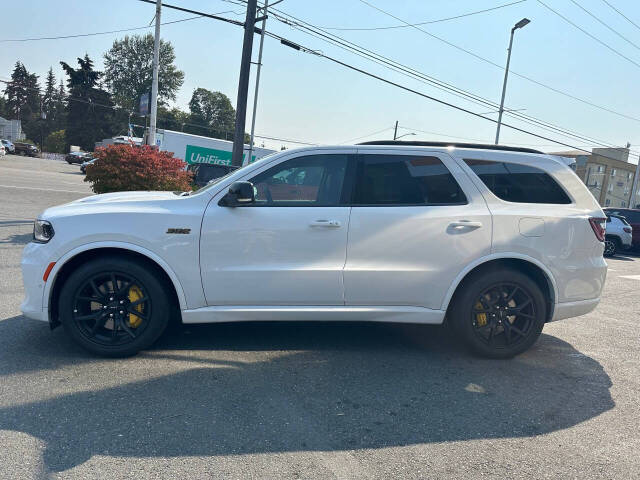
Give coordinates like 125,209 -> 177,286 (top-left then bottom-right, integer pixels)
0,317 -> 614,472
0,232 -> 33,244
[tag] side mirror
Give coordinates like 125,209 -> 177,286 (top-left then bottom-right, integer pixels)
220,181 -> 255,206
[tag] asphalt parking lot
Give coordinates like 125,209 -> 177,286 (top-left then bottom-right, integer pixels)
1,154 -> 639,479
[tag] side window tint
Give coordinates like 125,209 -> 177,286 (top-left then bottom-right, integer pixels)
354,155 -> 467,205
464,159 -> 572,204
249,154 -> 348,206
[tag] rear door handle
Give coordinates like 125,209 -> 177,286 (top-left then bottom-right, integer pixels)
449,220 -> 483,229
310,220 -> 342,228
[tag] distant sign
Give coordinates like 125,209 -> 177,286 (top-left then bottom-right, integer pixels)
139,92 -> 150,115
185,144 -> 256,165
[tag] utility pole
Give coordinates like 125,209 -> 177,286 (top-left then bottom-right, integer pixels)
148,0 -> 162,147
631,155 -> 640,208
247,0 -> 269,166
393,120 -> 398,140
495,18 -> 530,145
231,0 -> 258,166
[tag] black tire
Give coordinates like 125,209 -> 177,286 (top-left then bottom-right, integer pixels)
604,236 -> 619,257
58,255 -> 171,357
449,268 -> 546,359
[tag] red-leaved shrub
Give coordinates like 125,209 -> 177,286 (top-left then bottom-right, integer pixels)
85,145 -> 193,194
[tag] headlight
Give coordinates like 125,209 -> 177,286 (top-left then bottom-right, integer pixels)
33,219 -> 54,243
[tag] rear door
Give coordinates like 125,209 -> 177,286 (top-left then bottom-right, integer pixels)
343,149 -> 492,310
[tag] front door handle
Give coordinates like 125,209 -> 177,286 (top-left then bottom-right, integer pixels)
310,220 -> 342,228
449,220 -> 483,229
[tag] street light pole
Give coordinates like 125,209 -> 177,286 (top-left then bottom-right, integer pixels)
148,0 -> 162,147
247,0 -> 269,166
393,120 -> 398,140
495,18 -> 530,145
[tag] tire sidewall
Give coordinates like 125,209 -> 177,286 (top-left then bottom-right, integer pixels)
450,268 -> 546,359
59,256 -> 171,357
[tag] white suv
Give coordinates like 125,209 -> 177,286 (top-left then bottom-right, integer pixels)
21,142 -> 607,358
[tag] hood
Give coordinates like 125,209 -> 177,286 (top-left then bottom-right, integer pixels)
71,191 -> 180,204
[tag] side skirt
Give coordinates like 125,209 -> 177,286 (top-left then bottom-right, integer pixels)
181,305 -> 446,325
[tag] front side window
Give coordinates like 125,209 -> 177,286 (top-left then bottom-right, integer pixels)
353,154 -> 466,205
249,154 -> 348,206
464,159 -> 572,204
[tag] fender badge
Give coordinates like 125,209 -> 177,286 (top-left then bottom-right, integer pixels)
167,228 -> 191,234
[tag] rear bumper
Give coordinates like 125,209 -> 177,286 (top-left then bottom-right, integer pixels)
550,297 -> 600,322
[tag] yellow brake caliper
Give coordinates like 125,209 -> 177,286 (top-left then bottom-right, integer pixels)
127,285 -> 144,328
475,301 -> 487,327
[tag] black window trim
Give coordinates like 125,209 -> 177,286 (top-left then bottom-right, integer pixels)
463,158 -> 575,205
349,153 -> 469,207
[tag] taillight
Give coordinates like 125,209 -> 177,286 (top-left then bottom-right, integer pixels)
623,227 -> 632,233
589,217 -> 606,242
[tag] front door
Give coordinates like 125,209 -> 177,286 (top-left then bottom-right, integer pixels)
344,150 -> 492,310
200,152 -> 353,306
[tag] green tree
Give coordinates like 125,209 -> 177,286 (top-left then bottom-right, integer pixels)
103,34 -> 184,111
187,88 -> 236,140
3,61 -> 41,140
44,129 -> 66,153
61,54 -> 115,151
157,105 -> 190,132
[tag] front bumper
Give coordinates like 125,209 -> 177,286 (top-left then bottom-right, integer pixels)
20,242 -> 50,322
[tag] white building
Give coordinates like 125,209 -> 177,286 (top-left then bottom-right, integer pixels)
0,117 -> 24,142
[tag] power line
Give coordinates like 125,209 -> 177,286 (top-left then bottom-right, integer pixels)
267,6 -> 639,154
536,0 -> 640,69
568,0 -> 640,51
0,12 -> 239,43
319,0 -> 526,31
599,0 -> 640,32
340,126 -> 394,143
353,0 -> 640,124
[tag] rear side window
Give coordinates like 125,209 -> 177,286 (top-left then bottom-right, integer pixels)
353,154 -> 467,205
464,159 -> 571,204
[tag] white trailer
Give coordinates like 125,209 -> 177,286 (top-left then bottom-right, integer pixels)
155,129 -> 275,166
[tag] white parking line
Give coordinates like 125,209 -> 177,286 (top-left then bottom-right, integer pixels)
0,184 -> 89,194
619,275 -> 640,281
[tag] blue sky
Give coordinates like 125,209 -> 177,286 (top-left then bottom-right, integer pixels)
1,0 -> 638,156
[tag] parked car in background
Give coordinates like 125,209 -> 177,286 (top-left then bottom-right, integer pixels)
188,163 -> 236,188
21,142 -> 607,359
604,208 -> 640,251
80,157 -> 97,174
1,139 -> 15,153
66,151 -> 92,164
603,214 -> 633,256
13,142 -> 39,157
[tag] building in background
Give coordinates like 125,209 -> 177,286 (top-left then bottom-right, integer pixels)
0,117 -> 25,142
553,147 -> 639,208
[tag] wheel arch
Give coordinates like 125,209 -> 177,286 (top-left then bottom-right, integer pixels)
442,254 -> 558,322
46,242 -> 186,327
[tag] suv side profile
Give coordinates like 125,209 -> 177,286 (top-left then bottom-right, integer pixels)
603,214 -> 633,256
21,143 -> 607,358
604,208 -> 640,251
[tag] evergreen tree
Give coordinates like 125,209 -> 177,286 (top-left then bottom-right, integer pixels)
3,61 -> 41,140
42,68 -> 58,139
60,54 -> 115,151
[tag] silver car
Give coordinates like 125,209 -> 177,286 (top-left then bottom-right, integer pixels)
604,214 -> 633,256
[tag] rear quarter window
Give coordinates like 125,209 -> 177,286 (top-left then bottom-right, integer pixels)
464,159 -> 572,204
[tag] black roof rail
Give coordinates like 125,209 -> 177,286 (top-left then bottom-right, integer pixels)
357,140 -> 545,154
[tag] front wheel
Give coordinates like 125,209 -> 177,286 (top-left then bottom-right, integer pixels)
603,237 -> 619,257
449,268 -> 546,359
58,256 -> 171,357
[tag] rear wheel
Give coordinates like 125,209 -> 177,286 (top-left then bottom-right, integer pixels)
58,256 -> 171,357
450,268 -> 546,359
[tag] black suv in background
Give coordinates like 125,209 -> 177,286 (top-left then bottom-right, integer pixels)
13,142 -> 39,157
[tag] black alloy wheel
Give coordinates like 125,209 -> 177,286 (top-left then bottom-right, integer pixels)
471,283 -> 536,349
59,256 -> 171,356
450,267 -> 546,358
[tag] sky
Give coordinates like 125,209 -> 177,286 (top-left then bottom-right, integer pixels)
1,0 -> 638,158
